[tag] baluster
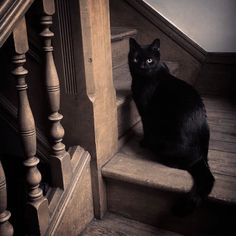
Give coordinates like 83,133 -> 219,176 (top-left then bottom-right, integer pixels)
11,17 -> 49,235
40,0 -> 72,190
0,161 -> 14,236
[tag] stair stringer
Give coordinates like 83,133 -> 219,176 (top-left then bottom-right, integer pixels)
46,146 -> 94,236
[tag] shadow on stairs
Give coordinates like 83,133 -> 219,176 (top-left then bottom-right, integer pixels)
81,213 -> 182,236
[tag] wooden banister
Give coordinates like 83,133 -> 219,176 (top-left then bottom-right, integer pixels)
11,17 -> 49,235
0,161 -> 14,236
0,0 -> 34,47
40,0 -> 72,190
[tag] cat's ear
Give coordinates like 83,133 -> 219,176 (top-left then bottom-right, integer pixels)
129,38 -> 140,52
150,38 -> 160,52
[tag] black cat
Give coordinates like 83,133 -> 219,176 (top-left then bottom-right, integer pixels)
128,38 -> 215,215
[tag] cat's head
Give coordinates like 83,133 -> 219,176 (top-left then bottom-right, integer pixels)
128,38 -> 161,76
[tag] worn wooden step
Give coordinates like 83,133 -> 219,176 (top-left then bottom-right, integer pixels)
102,96 -> 236,235
81,212 -> 182,236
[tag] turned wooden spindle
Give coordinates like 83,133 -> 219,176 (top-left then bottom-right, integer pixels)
0,161 -> 14,236
40,13 -> 66,160
12,52 -> 44,204
40,0 -> 72,189
12,17 -> 49,235
12,37 -> 43,207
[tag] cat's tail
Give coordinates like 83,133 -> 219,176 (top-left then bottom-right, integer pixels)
173,158 -> 215,216
189,158 -> 215,198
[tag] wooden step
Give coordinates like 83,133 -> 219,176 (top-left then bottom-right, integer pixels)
113,63 -> 140,139
111,27 -> 137,69
102,96 -> 236,235
111,27 -> 140,139
81,213 -> 182,236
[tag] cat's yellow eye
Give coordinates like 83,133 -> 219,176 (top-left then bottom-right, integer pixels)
147,58 -> 153,64
134,58 -> 138,63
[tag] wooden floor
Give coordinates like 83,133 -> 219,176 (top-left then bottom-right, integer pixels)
81,213 -> 182,236
203,96 -> 236,202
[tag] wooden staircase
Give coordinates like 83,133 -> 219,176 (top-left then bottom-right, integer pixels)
1,0 -> 236,235
93,25 -> 236,235
82,213 -> 182,236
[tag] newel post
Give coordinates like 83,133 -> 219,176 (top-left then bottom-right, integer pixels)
11,17 -> 49,235
0,161 -> 14,236
40,0 -> 72,189
78,0 -> 118,218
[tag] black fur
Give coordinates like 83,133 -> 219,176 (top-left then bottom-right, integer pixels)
128,38 -> 215,215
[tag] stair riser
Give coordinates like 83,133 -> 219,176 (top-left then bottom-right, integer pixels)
117,99 -> 140,138
112,38 -> 130,69
106,179 -> 236,236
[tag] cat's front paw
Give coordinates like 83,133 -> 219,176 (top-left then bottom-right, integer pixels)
172,195 -> 202,217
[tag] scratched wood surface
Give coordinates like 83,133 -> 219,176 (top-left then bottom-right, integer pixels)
81,213 -> 182,236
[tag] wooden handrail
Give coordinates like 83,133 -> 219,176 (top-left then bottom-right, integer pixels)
0,0 -> 34,47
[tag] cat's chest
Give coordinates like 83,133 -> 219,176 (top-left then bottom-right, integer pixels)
132,78 -> 179,117
132,80 -> 158,110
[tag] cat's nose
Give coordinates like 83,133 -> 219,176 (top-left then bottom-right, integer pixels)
140,62 -> 146,69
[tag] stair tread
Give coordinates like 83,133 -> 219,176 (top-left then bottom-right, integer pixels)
103,96 -> 236,204
111,27 -> 137,42
81,213 -> 182,236
103,122 -> 192,192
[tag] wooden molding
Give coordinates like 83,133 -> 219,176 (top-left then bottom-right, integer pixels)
206,52 -> 236,64
55,0 -> 78,95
